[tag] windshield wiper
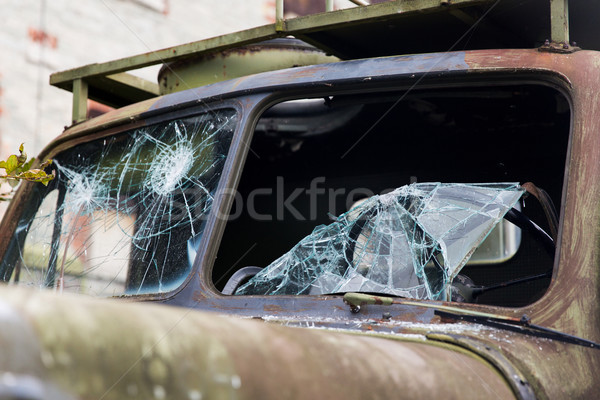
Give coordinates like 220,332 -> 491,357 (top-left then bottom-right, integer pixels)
435,309 -> 600,349
452,269 -> 552,303
342,293 -> 600,349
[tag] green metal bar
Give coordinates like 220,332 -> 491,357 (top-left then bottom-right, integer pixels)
85,73 -> 160,108
285,0 -> 491,36
72,78 -> 88,124
550,0 -> 569,44
50,0 -> 489,88
50,0 -> 493,112
50,24 -> 281,87
326,0 -> 334,12
276,0 -> 285,31
104,72 -> 159,96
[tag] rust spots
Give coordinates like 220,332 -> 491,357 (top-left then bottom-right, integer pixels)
192,290 -> 210,302
28,27 -> 58,49
87,100 -> 114,119
263,304 -> 284,313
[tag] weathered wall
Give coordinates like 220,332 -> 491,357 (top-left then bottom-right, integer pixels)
0,0 -> 274,160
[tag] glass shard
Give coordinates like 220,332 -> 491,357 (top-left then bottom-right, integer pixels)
1,109 -> 237,296
236,183 -> 524,301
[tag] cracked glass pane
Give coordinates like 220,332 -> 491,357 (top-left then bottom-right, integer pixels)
235,183 -> 524,300
1,109 -> 237,296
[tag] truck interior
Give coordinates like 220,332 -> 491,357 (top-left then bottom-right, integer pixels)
214,82 -> 570,307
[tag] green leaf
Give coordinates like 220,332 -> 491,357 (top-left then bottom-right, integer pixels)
17,152 -> 28,167
22,157 -> 36,171
4,155 -> 18,174
18,170 -> 44,180
14,158 -> 35,175
39,159 -> 52,169
0,145 -> 55,199
16,170 -> 55,186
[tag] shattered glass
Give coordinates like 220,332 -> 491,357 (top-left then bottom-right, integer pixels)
235,183 -> 524,301
1,109 -> 237,296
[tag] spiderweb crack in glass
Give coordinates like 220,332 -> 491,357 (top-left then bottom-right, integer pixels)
236,183 -> 524,301
2,110 -> 236,296
147,124 -> 195,197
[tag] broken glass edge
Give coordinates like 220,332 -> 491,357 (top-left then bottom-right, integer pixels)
235,182 -> 524,301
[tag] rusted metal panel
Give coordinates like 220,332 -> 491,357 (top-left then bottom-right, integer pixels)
464,50 -> 600,341
0,286 -> 518,400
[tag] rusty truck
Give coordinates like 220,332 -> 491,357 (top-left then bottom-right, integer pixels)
0,0 -> 598,398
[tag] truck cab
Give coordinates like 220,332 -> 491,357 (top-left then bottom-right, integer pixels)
0,1 -> 598,398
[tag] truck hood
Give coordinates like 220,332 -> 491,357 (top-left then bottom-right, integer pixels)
0,287 -> 524,399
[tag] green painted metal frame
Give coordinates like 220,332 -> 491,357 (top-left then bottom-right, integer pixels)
550,0 -> 569,44
50,0 -> 496,123
50,0 -> 569,123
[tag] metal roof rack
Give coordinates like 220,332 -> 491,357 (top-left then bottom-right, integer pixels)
50,0 -> 573,124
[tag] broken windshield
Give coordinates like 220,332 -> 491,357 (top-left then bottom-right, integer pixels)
0,109 -> 237,296
235,183 -> 524,301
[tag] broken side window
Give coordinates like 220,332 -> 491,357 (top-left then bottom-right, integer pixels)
235,183 -> 524,301
0,109 -> 237,296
